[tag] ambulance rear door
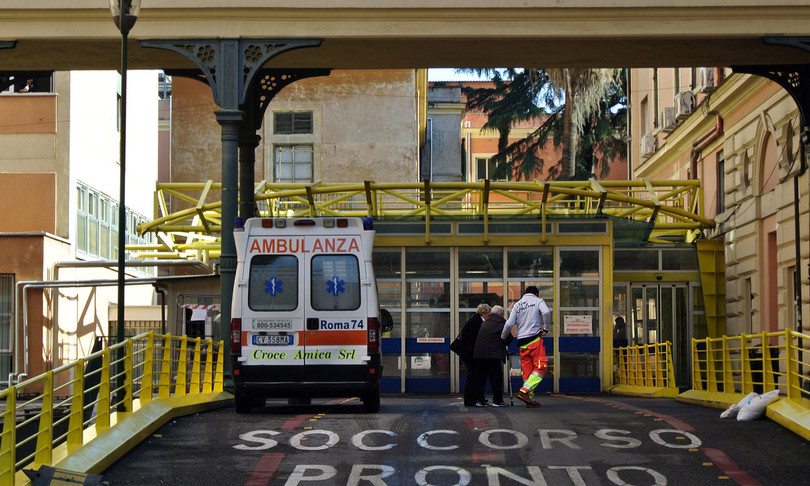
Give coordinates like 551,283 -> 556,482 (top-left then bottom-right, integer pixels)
245,238 -> 305,378
300,232 -> 370,376
243,224 -> 370,375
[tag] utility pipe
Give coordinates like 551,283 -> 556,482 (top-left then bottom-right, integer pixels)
10,277 -> 159,386
689,115 -> 724,179
50,259 -> 210,377
10,259 -> 211,386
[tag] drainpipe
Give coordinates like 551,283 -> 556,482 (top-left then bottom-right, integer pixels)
794,165 -> 804,339
155,286 -> 167,334
689,115 -> 724,179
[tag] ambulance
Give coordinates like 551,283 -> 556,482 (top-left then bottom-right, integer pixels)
229,216 -> 392,413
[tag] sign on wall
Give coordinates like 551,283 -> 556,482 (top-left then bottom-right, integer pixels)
564,315 -> 593,335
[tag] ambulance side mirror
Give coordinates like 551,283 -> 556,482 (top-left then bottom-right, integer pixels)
380,308 -> 394,333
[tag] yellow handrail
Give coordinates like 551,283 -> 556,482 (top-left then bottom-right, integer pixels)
0,332 -> 225,484
691,329 -> 810,405
613,342 -> 678,396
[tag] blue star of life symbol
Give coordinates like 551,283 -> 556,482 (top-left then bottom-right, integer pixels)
264,277 -> 283,297
327,276 -> 345,296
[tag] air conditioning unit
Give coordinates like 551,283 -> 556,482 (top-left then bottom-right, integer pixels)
675,91 -> 695,119
641,133 -> 657,158
699,67 -> 715,93
661,107 -> 677,132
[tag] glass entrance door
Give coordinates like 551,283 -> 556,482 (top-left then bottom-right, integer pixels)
557,248 -> 602,393
404,249 -> 452,393
629,284 -> 690,387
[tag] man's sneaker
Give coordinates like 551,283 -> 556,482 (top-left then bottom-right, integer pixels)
491,402 -> 509,407
475,401 -> 487,407
515,391 -> 534,405
525,400 -> 541,408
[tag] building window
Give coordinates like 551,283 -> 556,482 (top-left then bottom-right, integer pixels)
3,73 -> 54,93
76,183 -> 155,275
274,112 -> 313,135
475,157 -> 510,181
0,274 -> 13,380
274,145 -> 313,183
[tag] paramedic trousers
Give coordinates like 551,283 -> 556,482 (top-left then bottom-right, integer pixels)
519,337 -> 548,396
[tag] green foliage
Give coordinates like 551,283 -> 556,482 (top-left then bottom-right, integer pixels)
460,68 -> 627,181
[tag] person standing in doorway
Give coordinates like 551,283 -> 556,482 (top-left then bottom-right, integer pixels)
501,285 -> 550,407
472,305 -> 510,407
459,303 -> 491,407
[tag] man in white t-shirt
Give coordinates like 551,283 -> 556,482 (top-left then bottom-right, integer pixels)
501,285 -> 550,407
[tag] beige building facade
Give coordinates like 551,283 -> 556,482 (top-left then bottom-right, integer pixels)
171,70 -> 424,189
0,71 -> 162,385
629,67 -> 809,341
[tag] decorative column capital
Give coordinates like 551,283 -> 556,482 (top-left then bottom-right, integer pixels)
139,38 -> 322,110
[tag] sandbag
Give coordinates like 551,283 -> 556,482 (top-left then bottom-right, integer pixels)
720,392 -> 758,419
737,389 -> 780,422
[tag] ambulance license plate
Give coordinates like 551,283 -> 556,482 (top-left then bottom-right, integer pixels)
252,334 -> 293,346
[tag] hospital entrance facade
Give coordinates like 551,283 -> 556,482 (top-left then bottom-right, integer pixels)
369,218 -> 708,396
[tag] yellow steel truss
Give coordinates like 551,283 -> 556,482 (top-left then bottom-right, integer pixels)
130,179 -> 714,259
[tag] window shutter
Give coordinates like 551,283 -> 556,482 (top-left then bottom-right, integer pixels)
274,112 -> 293,134
294,113 -> 313,133
274,112 -> 313,134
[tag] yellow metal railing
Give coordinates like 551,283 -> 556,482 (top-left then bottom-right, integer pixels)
130,179 -> 714,259
614,342 -> 678,395
691,330 -> 810,404
0,332 -> 224,483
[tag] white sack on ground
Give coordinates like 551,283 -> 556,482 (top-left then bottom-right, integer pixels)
720,392 -> 758,419
737,389 -> 780,421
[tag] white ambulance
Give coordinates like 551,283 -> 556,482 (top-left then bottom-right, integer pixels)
230,216 -> 391,413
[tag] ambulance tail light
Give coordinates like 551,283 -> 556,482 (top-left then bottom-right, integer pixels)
336,218 -> 349,228
230,318 -> 242,354
294,219 -> 316,227
367,317 -> 380,353
261,219 -> 273,228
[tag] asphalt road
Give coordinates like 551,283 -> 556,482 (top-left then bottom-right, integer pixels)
101,394 -> 810,486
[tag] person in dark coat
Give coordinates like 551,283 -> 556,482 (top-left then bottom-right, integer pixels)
472,305 -> 510,407
459,303 -> 491,406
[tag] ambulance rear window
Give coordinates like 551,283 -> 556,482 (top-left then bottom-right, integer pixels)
311,255 -> 361,311
249,255 -> 298,311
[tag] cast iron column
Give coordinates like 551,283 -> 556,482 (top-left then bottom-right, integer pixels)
139,39 -> 323,387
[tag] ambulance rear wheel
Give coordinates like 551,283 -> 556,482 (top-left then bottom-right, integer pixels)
234,389 -> 253,414
362,389 -> 380,413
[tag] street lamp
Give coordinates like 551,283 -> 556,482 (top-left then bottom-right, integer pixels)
109,0 -> 140,350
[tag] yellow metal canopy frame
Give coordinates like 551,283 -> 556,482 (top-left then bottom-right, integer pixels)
130,179 -> 715,259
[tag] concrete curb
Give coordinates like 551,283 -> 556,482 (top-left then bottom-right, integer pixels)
608,385 -> 679,398
20,392 -> 234,482
766,398 -> 810,442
